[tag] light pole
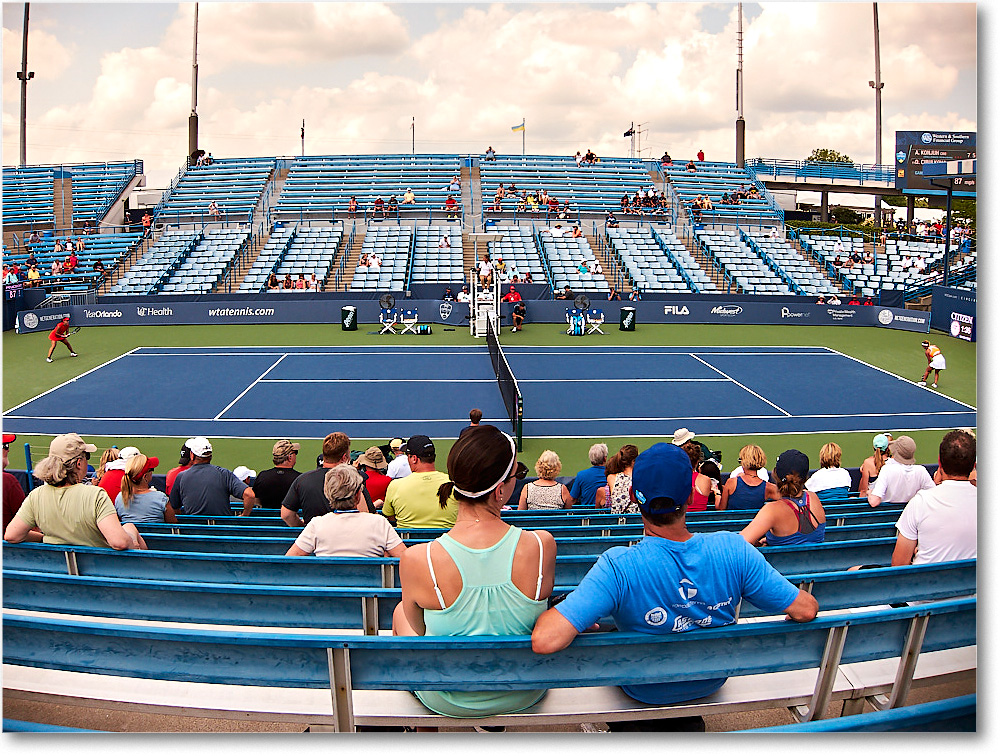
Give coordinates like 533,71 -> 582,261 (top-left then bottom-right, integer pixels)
17,3 -> 33,167
869,3 -> 885,229
188,3 -> 199,160
735,2 -> 746,168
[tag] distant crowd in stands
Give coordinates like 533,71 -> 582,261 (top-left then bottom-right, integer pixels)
266,271 -> 320,291
2,421 -> 975,728
3,225 -> 105,288
619,186 -> 668,216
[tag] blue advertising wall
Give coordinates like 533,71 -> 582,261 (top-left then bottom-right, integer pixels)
14,296 -> 931,334
930,285 -> 976,342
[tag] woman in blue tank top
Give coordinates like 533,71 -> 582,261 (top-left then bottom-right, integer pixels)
739,449 -> 826,547
393,425 -> 557,722
718,444 -> 779,510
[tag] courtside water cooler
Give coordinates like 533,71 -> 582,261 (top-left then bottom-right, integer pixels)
619,306 -> 636,331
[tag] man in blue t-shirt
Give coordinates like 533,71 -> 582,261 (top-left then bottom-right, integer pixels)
533,443 -> 817,730
568,443 -> 608,507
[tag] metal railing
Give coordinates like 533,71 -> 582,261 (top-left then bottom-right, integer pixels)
746,158 -> 895,184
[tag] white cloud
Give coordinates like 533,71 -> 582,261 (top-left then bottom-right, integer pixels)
2,25 -> 74,108
1,3 -> 977,186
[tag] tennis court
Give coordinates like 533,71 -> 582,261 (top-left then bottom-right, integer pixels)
2,343 -> 975,440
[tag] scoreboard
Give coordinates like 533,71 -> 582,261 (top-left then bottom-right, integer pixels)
895,131 -> 976,197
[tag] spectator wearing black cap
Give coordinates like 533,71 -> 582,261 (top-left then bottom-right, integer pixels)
165,440 -> 194,495
169,437 -> 256,518
532,442 -> 817,730
383,435 -> 459,528
252,439 -> 301,510
740,449 -> 826,547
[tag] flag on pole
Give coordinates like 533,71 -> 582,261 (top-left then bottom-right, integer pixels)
511,120 -> 525,132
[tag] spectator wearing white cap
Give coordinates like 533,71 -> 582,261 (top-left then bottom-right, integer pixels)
97,444 -> 142,501
233,466 -> 256,485
386,438 -> 411,479
168,437 -> 256,517
892,430 -> 977,566
252,439 -> 301,510
4,433 -> 146,550
867,436 -> 934,507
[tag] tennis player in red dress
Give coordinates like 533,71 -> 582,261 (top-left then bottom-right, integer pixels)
46,316 -> 77,363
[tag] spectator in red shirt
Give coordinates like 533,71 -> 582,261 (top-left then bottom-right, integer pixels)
3,433 -> 26,532
444,195 -> 459,220
355,447 -> 392,506
502,285 -> 522,303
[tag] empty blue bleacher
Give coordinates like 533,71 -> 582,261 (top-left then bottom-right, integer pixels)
350,226 -> 411,291
156,157 -> 275,224
275,154 -> 463,221
3,160 -> 139,226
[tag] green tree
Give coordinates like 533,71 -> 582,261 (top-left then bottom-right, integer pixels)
806,148 -> 854,164
828,205 -> 862,224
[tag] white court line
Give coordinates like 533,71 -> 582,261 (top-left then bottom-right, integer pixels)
689,353 -> 792,417
824,346 -> 978,411
2,347 -> 141,415
256,377 -> 731,384
213,354 -> 289,420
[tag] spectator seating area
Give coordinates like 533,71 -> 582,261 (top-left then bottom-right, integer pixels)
350,226 -> 412,291
156,158 -> 275,224
606,226 -> 715,294
481,155 -> 653,215
106,228 -> 248,296
695,230 -> 793,295
2,160 -> 140,227
155,228 -> 251,295
107,229 -> 200,295
743,229 -> 840,297
666,162 -> 781,226
275,154 -> 463,221
539,230 -> 609,293
409,226 -> 464,286
484,225 -> 548,284
240,224 -> 343,292
5,230 -> 142,290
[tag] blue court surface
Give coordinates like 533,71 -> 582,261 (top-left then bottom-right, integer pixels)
3,345 -> 976,440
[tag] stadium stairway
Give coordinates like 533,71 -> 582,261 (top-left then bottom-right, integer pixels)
331,227 -> 365,292
463,163 -> 481,231
587,229 -> 627,294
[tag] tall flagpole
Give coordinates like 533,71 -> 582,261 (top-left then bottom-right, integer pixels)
522,118 -> 525,156
301,119 -> 305,156
411,116 -> 415,154
735,2 -> 745,168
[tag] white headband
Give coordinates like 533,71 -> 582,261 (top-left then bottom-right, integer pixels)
452,433 -> 517,499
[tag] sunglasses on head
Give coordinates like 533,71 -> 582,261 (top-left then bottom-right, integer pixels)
2,443 -> 8,451
507,461 -> 529,481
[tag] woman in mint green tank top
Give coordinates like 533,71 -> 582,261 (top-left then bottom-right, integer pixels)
393,425 -> 557,721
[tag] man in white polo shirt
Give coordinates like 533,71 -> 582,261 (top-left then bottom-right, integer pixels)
892,430 -> 977,566
867,435 -> 934,507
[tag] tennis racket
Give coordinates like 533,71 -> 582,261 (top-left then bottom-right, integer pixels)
67,326 -> 82,335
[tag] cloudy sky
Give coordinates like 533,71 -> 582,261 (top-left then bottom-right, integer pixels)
2,2 -> 978,189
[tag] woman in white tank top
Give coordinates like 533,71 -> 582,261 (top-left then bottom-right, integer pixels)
517,450 -> 572,510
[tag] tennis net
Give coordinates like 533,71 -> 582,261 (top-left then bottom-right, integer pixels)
486,316 -> 523,450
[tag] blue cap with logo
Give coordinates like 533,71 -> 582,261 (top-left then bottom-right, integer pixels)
630,442 -> 693,516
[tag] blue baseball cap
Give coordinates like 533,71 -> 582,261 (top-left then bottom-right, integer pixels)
630,443 -> 693,516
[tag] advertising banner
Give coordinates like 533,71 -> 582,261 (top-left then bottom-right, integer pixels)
930,285 -> 976,342
16,298 -> 930,334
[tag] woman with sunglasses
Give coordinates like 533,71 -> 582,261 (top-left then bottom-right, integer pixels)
393,424 -> 557,720
4,433 -> 146,550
